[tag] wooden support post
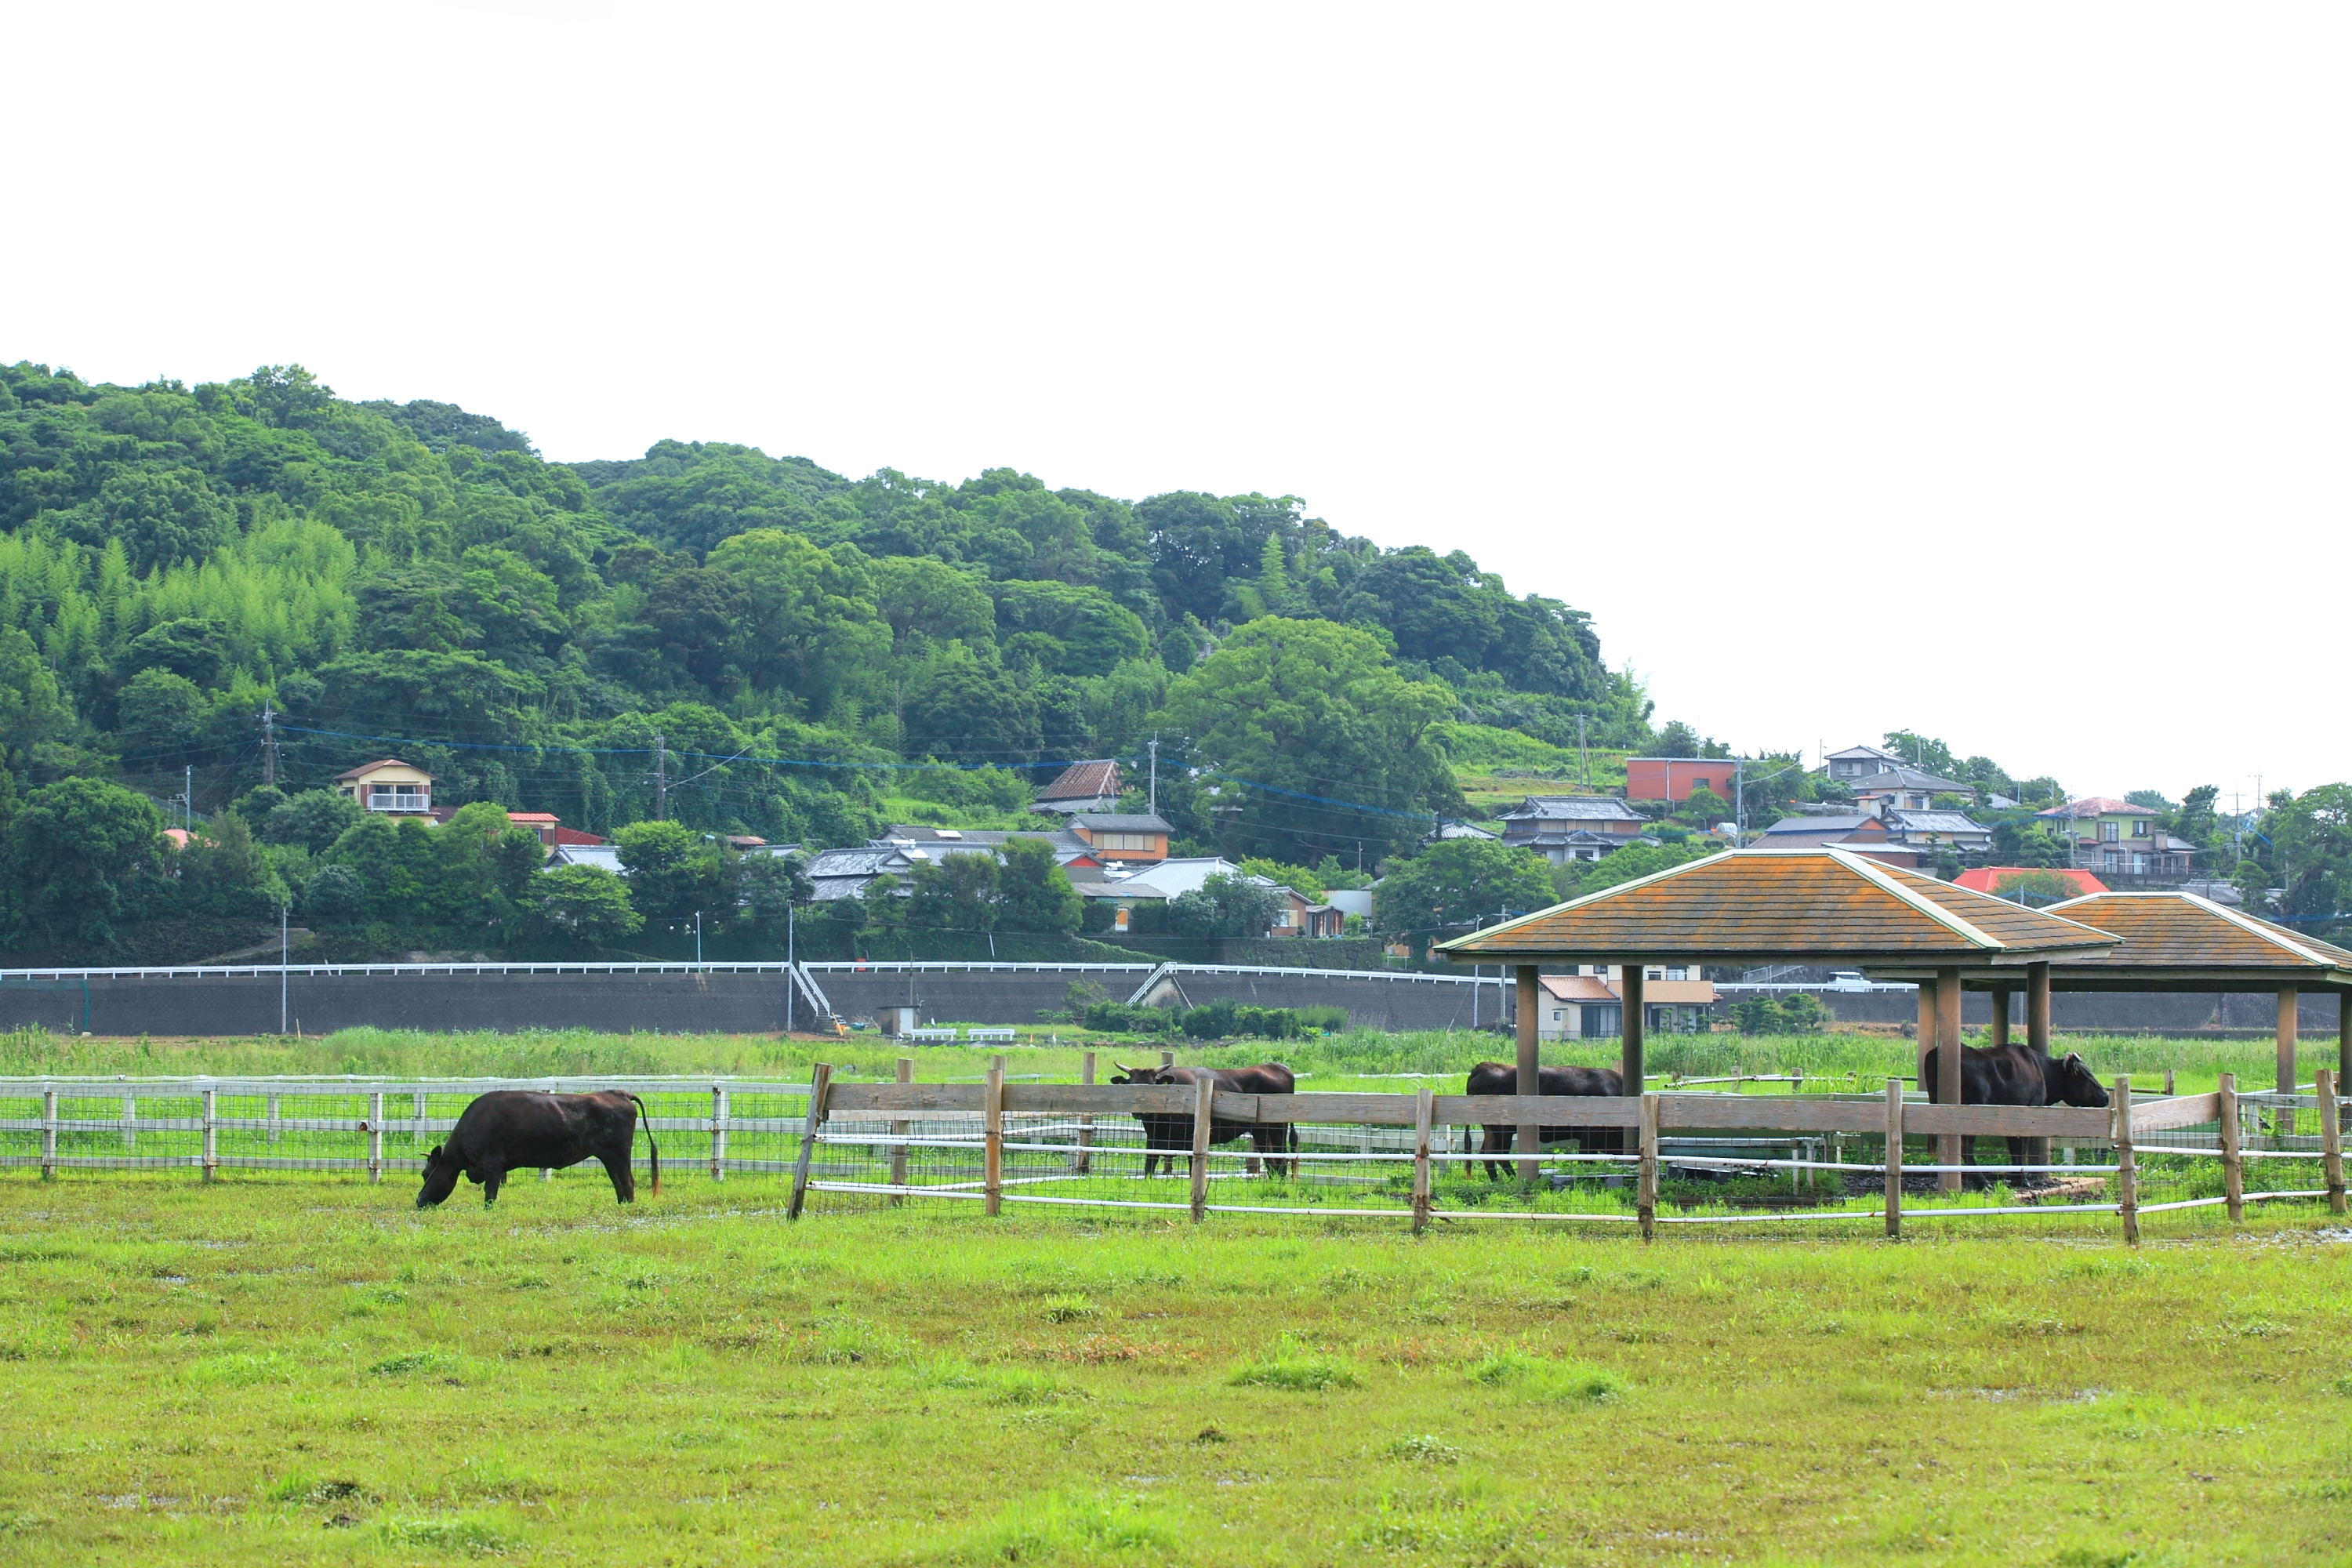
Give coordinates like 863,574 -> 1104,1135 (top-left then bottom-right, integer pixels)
890,1057 -> 911,1199
2025,961 -> 2053,1173
1515,964 -> 1541,1184
40,1089 -> 56,1181
367,1091 -> 384,1185
1411,1083 -> 1433,1234
2112,1077 -> 2137,1245
2162,1067 -> 2175,1096
1189,1073 -> 1213,1222
1936,967 -> 1962,1193
1621,965 -> 1646,1102
1989,989 -> 2011,1050
2340,991 -> 2350,1108
1160,1048 -> 1175,1070
2320,1066 -> 2347,1216
786,1062 -> 833,1221
2279,986 -> 2300,1138
201,1088 -> 216,1184
710,1084 -> 728,1181
985,1057 -> 1006,1218
1916,975 -> 1937,1090
1073,1050 -> 1094,1175
2219,1072 -> 2244,1223
1636,1092 -> 1659,1241
1884,1077 -> 1904,1239
267,1091 -> 281,1145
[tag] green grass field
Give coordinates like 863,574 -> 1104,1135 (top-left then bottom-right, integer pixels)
4,1176 -> 2350,1566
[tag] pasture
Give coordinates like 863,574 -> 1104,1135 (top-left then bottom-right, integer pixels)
5,1025 -> 2350,1564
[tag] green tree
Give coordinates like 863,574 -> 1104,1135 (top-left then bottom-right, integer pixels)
1240,857 -> 1325,900
905,851 -> 998,931
177,810 -> 286,916
0,626 -> 72,776
1988,869 -> 2083,905
426,803 -> 543,928
731,852 -> 812,941
1169,873 -> 1283,939
521,863 -> 645,945
1373,838 -> 1554,938
614,819 -> 730,925
1155,618 -> 1460,862
3,778 -> 165,946
2266,783 -> 2352,934
705,529 -> 891,711
326,815 -> 441,921
995,836 -> 1082,935
2174,784 -> 2222,850
1679,784 -> 1731,826
1552,840 -> 1719,902
260,789 -> 364,854
902,659 -> 1041,765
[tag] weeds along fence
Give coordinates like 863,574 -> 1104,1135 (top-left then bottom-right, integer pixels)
0,1078 -> 811,1181
5,1064 -> 2347,1242
796,1062 -> 2352,1240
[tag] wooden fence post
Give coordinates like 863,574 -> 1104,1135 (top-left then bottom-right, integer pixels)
2112,1077 -> 2137,1245
985,1057 -> 1006,1218
787,1064 -> 833,1220
41,1089 -> 57,1181
2219,1072 -> 2244,1223
2319,1066 -> 2346,1216
1516,964 -> 1541,1185
1411,1083 -> 1433,1234
367,1091 -> 384,1184
1884,1077 -> 1904,1240
710,1084 -> 728,1181
1637,1092 -> 1659,1242
1189,1073 -> 1214,1222
890,1057 -> 911,1200
201,1088 -> 216,1184
1160,1048 -> 1175,1071
1073,1051 -> 1094,1175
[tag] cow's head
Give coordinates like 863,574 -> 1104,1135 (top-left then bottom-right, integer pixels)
1108,1062 -> 1167,1086
2049,1052 -> 2111,1109
416,1143 -> 463,1208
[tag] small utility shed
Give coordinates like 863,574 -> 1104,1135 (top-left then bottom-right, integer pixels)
2027,892 -> 2352,1102
1436,848 -> 2119,1185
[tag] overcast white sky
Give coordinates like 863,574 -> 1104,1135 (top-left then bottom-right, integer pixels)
7,5 -> 2346,805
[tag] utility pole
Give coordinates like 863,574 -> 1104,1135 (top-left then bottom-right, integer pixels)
1734,757 -> 1744,848
695,909 -> 702,968
279,902 -> 289,1035
1577,714 -> 1588,790
1148,734 -> 1158,816
184,764 -> 193,830
654,731 -> 667,820
786,898 -> 796,1033
260,698 -> 278,786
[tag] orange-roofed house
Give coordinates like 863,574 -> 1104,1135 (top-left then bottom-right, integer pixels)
1951,866 -> 2109,899
336,758 -> 434,815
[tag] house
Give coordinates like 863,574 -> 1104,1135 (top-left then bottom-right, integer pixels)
804,844 -> 922,901
1756,815 -> 1925,868
1498,796 -> 1650,864
1425,821 -> 1499,844
1624,758 -> 1743,805
426,807 -> 605,855
2033,798 -> 2196,877
1066,812 -> 1171,864
873,824 -> 1107,875
1849,766 -> 1973,813
1534,965 -> 1718,1041
551,843 -> 624,874
1877,809 -> 1992,853
1951,866 -> 2110,899
1030,759 -> 1124,815
1825,742 -> 1904,782
336,758 -> 434,815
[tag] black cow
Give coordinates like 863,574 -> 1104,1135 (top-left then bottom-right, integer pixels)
1109,1063 -> 1298,1178
1922,1044 -> 2110,1186
416,1091 -> 661,1209
1465,1062 -> 1626,1180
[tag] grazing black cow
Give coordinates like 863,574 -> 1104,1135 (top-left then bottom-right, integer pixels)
1465,1062 -> 1626,1180
1922,1043 -> 2111,1187
416,1091 -> 661,1209
1108,1063 -> 1298,1178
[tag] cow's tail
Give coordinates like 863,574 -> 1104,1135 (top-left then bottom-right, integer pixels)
625,1093 -> 662,1196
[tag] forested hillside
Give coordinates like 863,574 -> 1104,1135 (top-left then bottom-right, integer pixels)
0,361 -> 1653,959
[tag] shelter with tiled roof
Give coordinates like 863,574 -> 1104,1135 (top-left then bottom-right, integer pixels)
1031,759 -> 1124,815
1436,848 -> 2119,1185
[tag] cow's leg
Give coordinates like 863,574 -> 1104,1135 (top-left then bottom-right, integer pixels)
2007,1135 -> 2032,1188
1480,1124 -> 1508,1181
1960,1134 -> 1981,1192
598,1144 -> 636,1203
479,1156 -> 508,1207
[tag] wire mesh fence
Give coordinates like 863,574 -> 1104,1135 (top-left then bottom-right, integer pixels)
0,1078 -> 811,1182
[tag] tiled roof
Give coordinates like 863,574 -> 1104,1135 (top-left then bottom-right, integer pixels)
2035,797 -> 2157,818
2042,891 -> 2352,975
335,757 -> 421,781
1884,810 -> 1984,834
1537,974 -> 1617,1002
1069,813 -> 1172,833
1765,815 -> 1876,834
1501,795 -> 1647,823
1037,759 -> 1123,801
1436,848 -> 2118,964
1848,767 -> 1972,793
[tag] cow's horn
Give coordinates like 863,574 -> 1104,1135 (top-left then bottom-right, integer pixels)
1112,1062 -> 1137,1076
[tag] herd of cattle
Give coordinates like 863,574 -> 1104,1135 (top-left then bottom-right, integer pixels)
415,1042 -> 2111,1208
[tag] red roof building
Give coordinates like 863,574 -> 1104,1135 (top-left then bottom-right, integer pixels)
1952,866 -> 2109,898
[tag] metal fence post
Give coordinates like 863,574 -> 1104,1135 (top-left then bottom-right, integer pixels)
41,1089 -> 57,1180
368,1091 -> 385,1185
1884,1078 -> 1904,1239
710,1084 -> 728,1181
2219,1072 -> 2244,1223
2112,1077 -> 2136,1245
201,1088 -> 216,1184
1637,1092 -> 1659,1242
267,1091 -> 281,1145
2319,1067 -> 2346,1216
1411,1083 -> 1433,1235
